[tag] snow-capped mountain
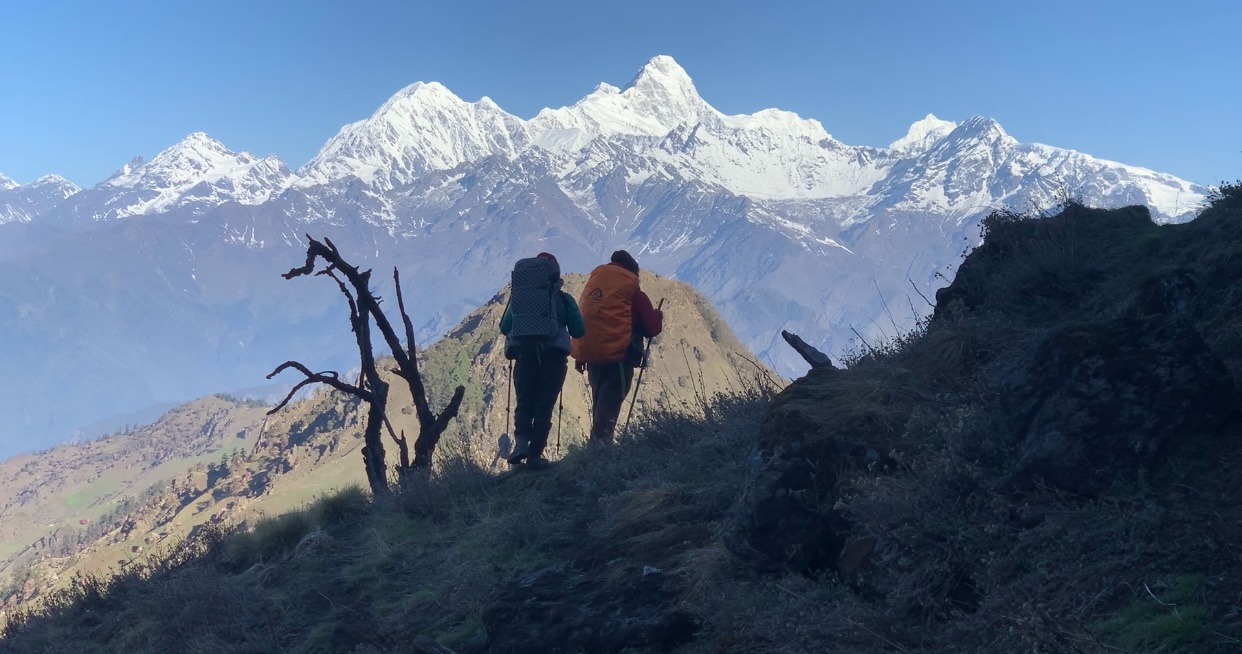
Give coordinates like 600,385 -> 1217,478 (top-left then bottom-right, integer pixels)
0,55 -> 1211,456
297,82 -> 531,192
872,117 -> 1202,218
0,174 -> 80,224
47,133 -> 294,224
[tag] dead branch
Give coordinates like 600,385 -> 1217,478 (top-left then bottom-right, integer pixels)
909,278 -> 935,308
781,330 -> 835,369
271,235 -> 391,493
265,362 -> 370,414
392,266 -> 465,470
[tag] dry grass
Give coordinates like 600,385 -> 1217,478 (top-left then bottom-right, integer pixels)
1,389 -> 781,653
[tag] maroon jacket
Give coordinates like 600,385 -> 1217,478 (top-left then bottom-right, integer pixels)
632,289 -> 663,338
615,264 -> 661,367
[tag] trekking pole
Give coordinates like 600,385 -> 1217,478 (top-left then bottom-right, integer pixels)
555,387 -> 564,456
622,298 -> 664,436
580,363 -> 594,441
502,359 -> 513,450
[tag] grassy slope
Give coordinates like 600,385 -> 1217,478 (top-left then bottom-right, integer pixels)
0,396 -> 269,566
1,394 -> 790,653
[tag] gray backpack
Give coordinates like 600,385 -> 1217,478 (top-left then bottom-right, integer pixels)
508,257 -> 562,352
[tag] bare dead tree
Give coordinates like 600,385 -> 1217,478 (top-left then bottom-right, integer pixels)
266,235 -> 465,493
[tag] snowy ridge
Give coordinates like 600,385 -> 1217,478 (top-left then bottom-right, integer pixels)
531,56 -> 892,199
531,55 -> 714,141
293,55 -> 1204,210
0,172 -> 17,191
9,55 -> 1209,225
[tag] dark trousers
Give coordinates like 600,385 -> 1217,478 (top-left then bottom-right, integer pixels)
513,352 -> 568,458
587,361 -> 634,444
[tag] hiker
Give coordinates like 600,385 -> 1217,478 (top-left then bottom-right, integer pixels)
572,250 -> 663,443
499,252 -> 586,469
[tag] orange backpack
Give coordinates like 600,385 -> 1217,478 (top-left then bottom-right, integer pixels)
572,264 -> 639,364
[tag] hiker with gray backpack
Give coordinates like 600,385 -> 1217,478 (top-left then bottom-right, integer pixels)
498,252 -> 586,469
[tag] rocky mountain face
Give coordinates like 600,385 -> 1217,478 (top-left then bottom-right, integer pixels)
0,55 -> 1208,455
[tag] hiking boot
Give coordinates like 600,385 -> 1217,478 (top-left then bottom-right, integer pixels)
526,454 -> 550,471
507,441 -> 530,465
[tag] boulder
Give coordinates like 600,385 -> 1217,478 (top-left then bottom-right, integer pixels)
728,364 -> 911,575
728,443 -> 850,575
1135,269 -> 1198,318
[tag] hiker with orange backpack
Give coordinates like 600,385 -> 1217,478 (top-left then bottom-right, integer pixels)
499,253 -> 586,469
571,250 -> 663,443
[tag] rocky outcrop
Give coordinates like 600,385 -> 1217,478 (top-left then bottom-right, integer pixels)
728,365 -> 913,575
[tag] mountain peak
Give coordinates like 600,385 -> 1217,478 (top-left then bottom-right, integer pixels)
106,156 -> 147,181
33,174 -> 79,190
624,55 -> 695,93
890,114 -> 958,152
85,133 -> 291,218
357,81 -> 476,131
593,82 -> 621,96
183,131 -> 219,144
0,172 -> 81,224
380,81 -> 466,111
915,115 -> 1014,156
956,116 -> 1009,139
608,55 -> 710,133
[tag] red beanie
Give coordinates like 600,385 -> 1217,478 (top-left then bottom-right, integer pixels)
536,252 -> 558,264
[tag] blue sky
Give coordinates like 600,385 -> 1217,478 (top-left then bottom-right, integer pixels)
1,0 -> 1238,187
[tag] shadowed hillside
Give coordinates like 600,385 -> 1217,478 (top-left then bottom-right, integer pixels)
728,187 -> 1242,651
3,188 -> 1242,652
0,272 -> 775,620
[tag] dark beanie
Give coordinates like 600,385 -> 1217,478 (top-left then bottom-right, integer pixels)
536,252 -> 561,279
610,249 -> 639,274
